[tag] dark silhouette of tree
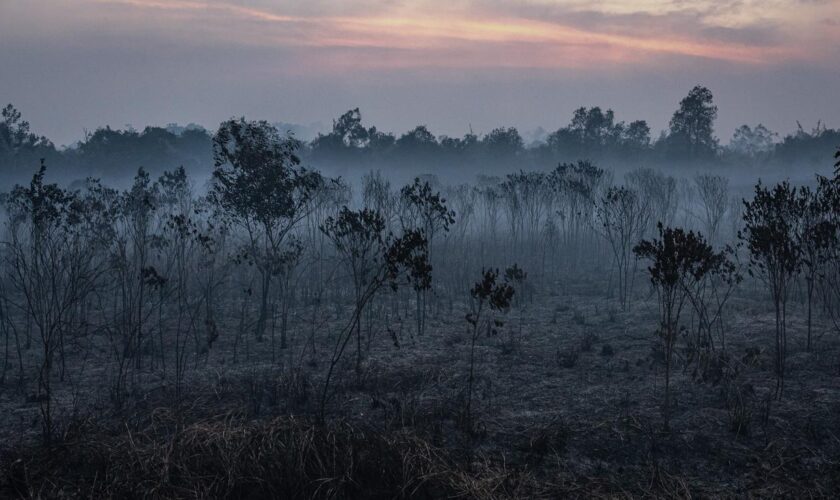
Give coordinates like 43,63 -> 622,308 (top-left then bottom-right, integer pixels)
332,108 -> 369,148
399,178 -> 455,335
439,132 -> 478,158
320,207 -> 387,376
545,106 -> 647,160
73,125 -> 211,177
569,107 -> 619,150
4,162 -> 102,444
772,121 -> 840,167
122,168 -> 158,372
318,218 -> 430,419
0,105 -> 57,178
464,266 -> 516,430
623,120 -> 652,154
396,125 -> 438,156
210,118 -> 324,344
740,181 -> 800,398
795,184 -> 833,351
366,126 -> 396,152
545,126 -> 580,157
634,223 -> 728,430
481,127 -> 524,157
818,153 -> 840,346
667,86 -> 718,159
307,108 -> 399,166
0,104 -> 51,153
310,108 -> 368,153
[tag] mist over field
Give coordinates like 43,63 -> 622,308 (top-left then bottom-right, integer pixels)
2,1 -> 840,498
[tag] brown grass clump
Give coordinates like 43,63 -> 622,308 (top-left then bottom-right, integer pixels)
0,415 -> 464,499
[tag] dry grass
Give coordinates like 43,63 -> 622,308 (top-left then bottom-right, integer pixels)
3,402 -> 838,498
1,413 -> 460,499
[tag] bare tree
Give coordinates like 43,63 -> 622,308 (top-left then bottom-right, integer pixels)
4,163 -> 103,444
794,184 -> 833,351
319,211 -> 430,419
627,168 -> 678,236
548,161 -> 608,271
399,178 -> 454,336
816,165 -> 840,357
597,186 -> 650,309
694,174 -> 729,247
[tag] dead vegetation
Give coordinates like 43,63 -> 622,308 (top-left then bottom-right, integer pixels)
2,134 -> 840,497
2,278 -> 839,498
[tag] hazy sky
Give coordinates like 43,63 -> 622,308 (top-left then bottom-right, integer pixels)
2,0 -> 839,145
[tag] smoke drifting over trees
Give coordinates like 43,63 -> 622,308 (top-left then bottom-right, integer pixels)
1,83 -> 840,497
2,86 -> 840,186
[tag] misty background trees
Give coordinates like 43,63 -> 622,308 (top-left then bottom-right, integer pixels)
2,86 -> 840,185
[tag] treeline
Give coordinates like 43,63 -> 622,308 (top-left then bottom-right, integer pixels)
2,86 -> 840,183
0,105 -> 213,182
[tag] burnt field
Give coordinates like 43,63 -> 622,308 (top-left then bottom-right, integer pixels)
0,125 -> 840,498
2,275 -> 840,498
2,274 -> 840,498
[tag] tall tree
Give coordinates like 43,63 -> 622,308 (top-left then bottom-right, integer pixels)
211,118 -> 324,344
320,207 -> 387,376
740,181 -> 801,398
668,86 -> 718,159
634,223 -> 729,430
623,120 -> 651,151
399,178 -> 454,335
0,104 -> 51,153
597,185 -> 651,309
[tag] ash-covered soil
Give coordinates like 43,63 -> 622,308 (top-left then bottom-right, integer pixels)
2,275 -> 839,498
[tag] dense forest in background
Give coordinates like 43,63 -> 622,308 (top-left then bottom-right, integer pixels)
2,86 -> 839,184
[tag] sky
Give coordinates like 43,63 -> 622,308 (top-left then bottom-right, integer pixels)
1,0 -> 839,146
